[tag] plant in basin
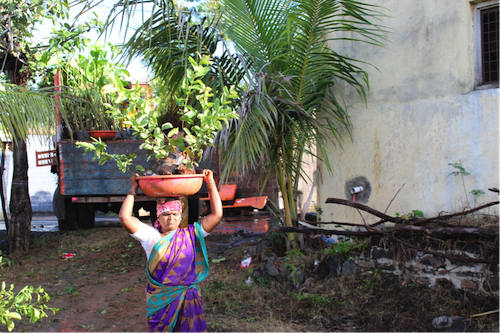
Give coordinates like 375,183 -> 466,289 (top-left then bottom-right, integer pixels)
41,43 -> 130,138
77,54 -> 238,181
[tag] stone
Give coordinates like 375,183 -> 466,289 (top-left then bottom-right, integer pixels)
264,261 -> 280,277
371,247 -> 393,260
461,279 -> 477,290
252,266 -> 265,280
303,277 -> 315,288
420,255 -> 444,268
377,263 -> 396,271
327,257 -> 342,276
261,252 -> 278,262
246,240 -> 272,256
342,261 -> 357,277
448,318 -> 476,332
282,281 -> 296,293
358,260 -> 375,268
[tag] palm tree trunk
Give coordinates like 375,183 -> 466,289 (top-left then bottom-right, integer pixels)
8,138 -> 31,253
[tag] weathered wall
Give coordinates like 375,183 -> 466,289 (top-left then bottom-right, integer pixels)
1,135 -> 57,214
324,237 -> 498,295
317,0 -> 499,224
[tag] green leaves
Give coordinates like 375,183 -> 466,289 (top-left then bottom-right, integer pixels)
0,281 -> 58,332
0,86 -> 61,141
78,54 -> 237,173
76,139 -> 141,174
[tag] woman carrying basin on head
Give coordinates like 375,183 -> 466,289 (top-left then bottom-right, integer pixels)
119,169 -> 222,332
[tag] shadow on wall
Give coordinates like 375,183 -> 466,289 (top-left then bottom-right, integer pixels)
31,191 -> 53,212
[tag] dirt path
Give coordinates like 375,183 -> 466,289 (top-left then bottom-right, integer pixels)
1,225 -> 498,332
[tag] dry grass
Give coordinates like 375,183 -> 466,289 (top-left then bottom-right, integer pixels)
0,223 -> 498,332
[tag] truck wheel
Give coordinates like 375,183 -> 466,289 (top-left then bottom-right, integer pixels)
59,198 -> 78,231
53,187 -> 95,230
76,204 -> 95,229
53,187 -> 77,230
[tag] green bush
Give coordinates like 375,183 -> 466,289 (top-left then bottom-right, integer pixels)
0,282 -> 58,332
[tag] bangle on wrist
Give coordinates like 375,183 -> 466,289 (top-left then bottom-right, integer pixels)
127,190 -> 137,198
207,180 -> 216,191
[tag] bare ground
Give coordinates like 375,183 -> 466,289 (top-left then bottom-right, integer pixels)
0,224 -> 498,332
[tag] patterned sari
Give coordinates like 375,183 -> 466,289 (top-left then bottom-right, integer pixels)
146,222 -> 209,332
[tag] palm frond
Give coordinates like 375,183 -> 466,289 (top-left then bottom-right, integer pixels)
0,86 -> 62,141
222,0 -> 291,72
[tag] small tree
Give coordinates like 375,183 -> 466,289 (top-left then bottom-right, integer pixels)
0,0 -> 101,252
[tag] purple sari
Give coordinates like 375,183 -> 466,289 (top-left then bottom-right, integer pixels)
146,222 -> 209,332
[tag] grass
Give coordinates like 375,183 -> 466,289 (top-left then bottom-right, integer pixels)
0,217 -> 498,332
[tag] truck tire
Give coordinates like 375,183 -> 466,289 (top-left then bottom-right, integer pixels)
76,203 -> 95,229
53,187 -> 95,230
53,187 -> 76,230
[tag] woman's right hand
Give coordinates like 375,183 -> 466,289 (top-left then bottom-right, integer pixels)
129,174 -> 139,191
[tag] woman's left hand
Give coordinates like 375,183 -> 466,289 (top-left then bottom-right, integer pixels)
203,169 -> 214,183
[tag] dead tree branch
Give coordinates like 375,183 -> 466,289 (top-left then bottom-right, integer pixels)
394,224 -> 499,236
268,226 -> 371,237
364,225 -> 498,264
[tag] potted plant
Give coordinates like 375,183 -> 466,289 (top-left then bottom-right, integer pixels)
77,54 -> 238,197
54,43 -> 130,140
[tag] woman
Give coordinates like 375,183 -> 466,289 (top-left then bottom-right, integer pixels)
119,169 -> 222,332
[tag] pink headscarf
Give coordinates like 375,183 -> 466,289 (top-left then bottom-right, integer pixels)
156,200 -> 182,217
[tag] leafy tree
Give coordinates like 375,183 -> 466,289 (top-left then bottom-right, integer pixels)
0,0 -> 101,252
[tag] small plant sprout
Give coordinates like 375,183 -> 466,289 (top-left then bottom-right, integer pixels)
448,161 -> 485,209
396,209 -> 424,220
470,189 -> 485,208
315,206 -> 323,222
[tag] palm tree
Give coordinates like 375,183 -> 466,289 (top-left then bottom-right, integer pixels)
0,86 -> 62,252
213,0 -> 388,227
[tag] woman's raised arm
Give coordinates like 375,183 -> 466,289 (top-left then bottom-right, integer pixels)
201,169 -> 223,233
119,174 -> 142,234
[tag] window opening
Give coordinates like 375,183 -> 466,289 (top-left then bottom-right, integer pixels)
481,6 -> 499,84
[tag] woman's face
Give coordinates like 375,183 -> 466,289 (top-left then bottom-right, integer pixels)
158,211 -> 182,233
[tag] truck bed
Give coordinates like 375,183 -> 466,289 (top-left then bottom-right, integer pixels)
58,140 -> 157,196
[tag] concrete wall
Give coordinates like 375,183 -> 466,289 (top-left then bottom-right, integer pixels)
1,135 -> 57,214
317,0 -> 499,224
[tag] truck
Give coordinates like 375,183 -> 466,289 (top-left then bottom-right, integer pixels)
43,139 -> 154,230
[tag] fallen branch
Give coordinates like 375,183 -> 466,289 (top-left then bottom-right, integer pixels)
394,224 -> 499,236
469,309 -> 499,318
268,226 -> 371,237
324,198 -> 499,228
325,198 -> 398,222
364,225 -> 498,264
268,225 -> 498,264
409,201 -> 499,225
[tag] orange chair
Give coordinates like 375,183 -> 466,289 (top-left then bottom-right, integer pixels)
200,184 -> 268,210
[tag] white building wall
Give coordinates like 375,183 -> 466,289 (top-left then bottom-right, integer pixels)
317,0 -> 499,224
1,135 -> 57,215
